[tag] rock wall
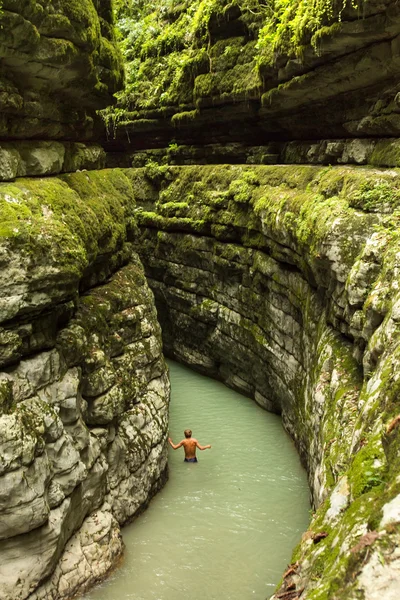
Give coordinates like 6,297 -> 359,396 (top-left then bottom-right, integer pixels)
2,2 -> 400,599
1,158 -> 400,600
127,163 -> 400,600
0,0 -> 123,141
0,170 -> 170,600
0,0 -> 124,182
105,0 -> 400,160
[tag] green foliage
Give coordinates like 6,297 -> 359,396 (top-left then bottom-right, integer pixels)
144,159 -> 169,182
113,1 -> 204,109
100,106 -> 127,138
349,179 -> 400,212
113,0 -> 150,20
111,0 -> 265,115
107,0 -> 364,130
256,0 -> 363,66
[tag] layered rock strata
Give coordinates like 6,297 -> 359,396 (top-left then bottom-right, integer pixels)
0,0 -> 123,142
0,170 -> 169,600
0,142 -> 106,181
2,160 -> 400,599
106,0 -> 400,152
107,137 -> 400,172
127,163 -> 400,599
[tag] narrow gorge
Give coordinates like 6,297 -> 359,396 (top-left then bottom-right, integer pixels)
1,1 -> 400,599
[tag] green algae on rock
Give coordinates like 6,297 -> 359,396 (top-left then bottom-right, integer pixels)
0,169 -> 136,329
0,168 -> 169,600
1,160 -> 400,599
126,163 -> 400,600
0,0 -> 124,141
104,0 -> 400,152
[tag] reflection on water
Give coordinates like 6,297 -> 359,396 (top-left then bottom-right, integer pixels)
84,360 -> 310,600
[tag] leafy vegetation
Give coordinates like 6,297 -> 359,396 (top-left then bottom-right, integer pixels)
255,0 -> 362,67
107,0 -> 364,121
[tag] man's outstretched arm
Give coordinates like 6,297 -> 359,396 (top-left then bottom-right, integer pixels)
168,437 -> 183,450
195,440 -> 211,451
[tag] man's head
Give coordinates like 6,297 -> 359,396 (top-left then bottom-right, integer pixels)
184,429 -> 192,438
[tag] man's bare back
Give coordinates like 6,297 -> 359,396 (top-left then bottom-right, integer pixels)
168,429 -> 211,462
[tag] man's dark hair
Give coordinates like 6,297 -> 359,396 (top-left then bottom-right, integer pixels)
184,429 -> 192,438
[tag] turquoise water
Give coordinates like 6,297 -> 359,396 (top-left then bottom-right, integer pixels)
84,360 -> 310,600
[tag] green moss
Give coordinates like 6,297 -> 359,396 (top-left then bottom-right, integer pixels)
60,169 -> 135,254
159,201 -> 190,217
171,109 -> 199,126
228,170 -> 259,203
310,21 -> 342,53
0,186 -> 33,238
0,378 -> 13,414
348,436 -> 386,499
0,169 -> 135,283
104,0 -> 266,130
56,0 -> 101,47
370,140 -> 400,168
58,257 -> 149,369
137,211 -> 167,229
341,170 -> 400,212
143,160 -> 172,186
129,165 -> 387,274
194,60 -> 261,101
98,0 -> 369,136
125,162 -> 400,599
256,0 -> 363,70
0,179 -> 89,275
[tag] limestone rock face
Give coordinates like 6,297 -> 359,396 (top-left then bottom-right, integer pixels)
0,170 -> 169,600
129,163 -> 400,600
0,0 -> 123,142
106,0 -> 400,155
0,142 -> 106,182
3,162 -> 400,600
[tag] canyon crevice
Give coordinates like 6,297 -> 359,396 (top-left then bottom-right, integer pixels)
1,1 -> 400,599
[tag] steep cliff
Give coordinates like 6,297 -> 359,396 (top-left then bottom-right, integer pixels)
2,0 -> 400,599
127,163 -> 400,600
105,0 -> 400,166
0,170 -> 169,600
1,160 -> 400,599
0,0 -> 124,181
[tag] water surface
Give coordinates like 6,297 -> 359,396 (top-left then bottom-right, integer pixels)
85,360 -> 310,600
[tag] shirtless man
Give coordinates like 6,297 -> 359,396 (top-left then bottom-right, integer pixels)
168,429 -> 211,463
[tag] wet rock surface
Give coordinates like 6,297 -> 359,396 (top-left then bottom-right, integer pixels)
127,163 -> 400,600
0,170 -> 169,600
106,0 -> 400,154
0,0 -> 123,142
1,162 -> 400,598
4,0 -> 400,598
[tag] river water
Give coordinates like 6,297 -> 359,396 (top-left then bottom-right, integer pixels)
85,360 -> 310,600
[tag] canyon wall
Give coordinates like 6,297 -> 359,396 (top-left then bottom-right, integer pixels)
0,170 -> 170,600
0,5 -> 172,598
1,0 -> 400,599
128,162 -> 400,600
2,159 -> 399,599
106,0 -> 400,166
